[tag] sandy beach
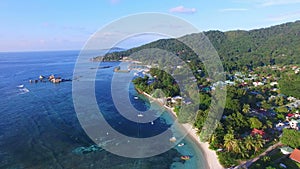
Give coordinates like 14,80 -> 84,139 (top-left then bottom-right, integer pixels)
182,123 -> 224,169
142,92 -> 224,169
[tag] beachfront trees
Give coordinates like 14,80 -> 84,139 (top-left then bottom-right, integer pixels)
177,104 -> 197,123
194,110 -> 208,129
217,151 -> 238,168
208,123 -> 225,149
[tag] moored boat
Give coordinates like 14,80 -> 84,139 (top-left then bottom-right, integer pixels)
178,143 -> 185,147
180,155 -> 190,160
169,136 -> 176,142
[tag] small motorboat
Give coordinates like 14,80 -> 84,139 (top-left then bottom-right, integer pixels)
137,113 -> 143,117
17,84 -> 24,88
151,121 -> 154,125
181,155 -> 190,160
178,143 -> 185,147
39,75 -> 45,80
134,96 -> 139,100
169,136 -> 176,142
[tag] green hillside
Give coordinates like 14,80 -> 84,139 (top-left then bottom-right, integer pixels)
93,20 -> 300,71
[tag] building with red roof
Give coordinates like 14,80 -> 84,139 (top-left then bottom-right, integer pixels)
289,148 -> 300,163
251,128 -> 265,137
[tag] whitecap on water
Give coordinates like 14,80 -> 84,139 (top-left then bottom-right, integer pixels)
19,88 -> 29,94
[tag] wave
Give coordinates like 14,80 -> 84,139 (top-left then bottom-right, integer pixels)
19,88 -> 29,94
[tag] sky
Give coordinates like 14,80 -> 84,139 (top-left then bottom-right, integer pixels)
1,0 -> 300,52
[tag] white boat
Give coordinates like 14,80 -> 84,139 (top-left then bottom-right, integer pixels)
137,114 -> 143,117
17,84 -> 24,88
151,121 -> 154,125
134,96 -> 139,100
169,136 -> 176,142
178,143 -> 185,147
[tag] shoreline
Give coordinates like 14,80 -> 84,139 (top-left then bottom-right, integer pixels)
140,91 -> 223,169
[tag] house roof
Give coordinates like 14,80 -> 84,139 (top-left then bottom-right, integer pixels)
290,149 -> 300,163
251,128 -> 265,136
291,119 -> 300,123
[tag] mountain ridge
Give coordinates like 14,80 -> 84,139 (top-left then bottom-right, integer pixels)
93,20 -> 300,71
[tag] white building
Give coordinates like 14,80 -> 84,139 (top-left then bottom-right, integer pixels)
289,119 -> 300,130
253,82 -> 264,87
270,82 -> 278,86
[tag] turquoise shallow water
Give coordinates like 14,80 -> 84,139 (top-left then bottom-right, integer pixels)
0,51 -> 206,169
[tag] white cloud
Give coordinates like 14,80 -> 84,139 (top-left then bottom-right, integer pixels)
169,6 -> 197,14
220,8 -> 248,12
261,0 -> 300,6
239,0 -> 300,7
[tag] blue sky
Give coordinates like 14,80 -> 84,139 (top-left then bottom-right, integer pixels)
1,0 -> 300,52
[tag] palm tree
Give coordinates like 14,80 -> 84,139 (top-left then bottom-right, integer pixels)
209,133 -> 216,144
242,104 -> 250,114
232,139 -> 241,154
237,140 -> 249,158
266,120 -> 273,129
223,133 -> 235,152
244,135 -> 255,151
253,135 -> 265,153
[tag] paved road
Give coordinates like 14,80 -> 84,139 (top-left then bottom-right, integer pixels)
234,142 -> 282,169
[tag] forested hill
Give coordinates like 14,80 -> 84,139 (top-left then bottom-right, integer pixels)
93,20 -> 300,71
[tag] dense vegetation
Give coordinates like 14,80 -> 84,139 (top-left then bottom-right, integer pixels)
280,128 -> 300,149
100,21 -> 300,168
249,149 -> 300,169
132,68 -> 180,97
279,73 -> 300,98
94,20 -> 300,72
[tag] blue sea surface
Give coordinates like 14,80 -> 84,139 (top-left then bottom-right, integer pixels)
0,51 -> 206,169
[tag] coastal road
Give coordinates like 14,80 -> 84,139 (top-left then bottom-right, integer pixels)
234,142 -> 282,169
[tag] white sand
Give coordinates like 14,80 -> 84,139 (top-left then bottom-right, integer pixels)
142,92 -> 223,169
182,123 -> 224,169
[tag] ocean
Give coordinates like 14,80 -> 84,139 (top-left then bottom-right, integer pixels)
0,50 -> 206,169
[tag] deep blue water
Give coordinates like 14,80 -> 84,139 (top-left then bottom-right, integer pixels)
0,51 -> 206,169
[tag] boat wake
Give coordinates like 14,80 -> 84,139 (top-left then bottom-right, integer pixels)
19,88 -> 30,94
17,84 -> 29,94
